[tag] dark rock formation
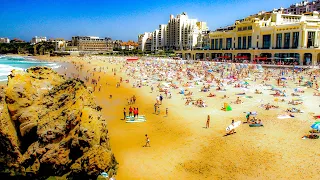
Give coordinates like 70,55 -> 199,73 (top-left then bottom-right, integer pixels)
0,67 -> 117,179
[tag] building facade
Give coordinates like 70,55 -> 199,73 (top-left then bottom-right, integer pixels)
165,13 -> 206,50
138,32 -> 152,51
151,30 -> 159,51
138,12 -> 208,52
284,0 -> 320,15
120,41 -> 138,51
48,38 -> 66,51
31,36 -> 47,44
176,11 -> 320,65
0,38 -> 10,43
71,36 -> 107,51
158,24 -> 167,50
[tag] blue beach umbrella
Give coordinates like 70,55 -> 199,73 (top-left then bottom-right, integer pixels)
311,123 -> 320,130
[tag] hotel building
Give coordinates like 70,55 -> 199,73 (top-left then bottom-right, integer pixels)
176,11 -> 320,66
284,0 -> 320,15
31,36 -> 47,44
138,32 -> 152,51
71,36 -> 107,51
0,38 -> 10,43
138,12 -> 208,52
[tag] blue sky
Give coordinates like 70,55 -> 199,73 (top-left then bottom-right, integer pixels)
0,0 -> 297,41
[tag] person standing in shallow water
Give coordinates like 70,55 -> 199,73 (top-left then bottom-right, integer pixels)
206,115 -> 210,128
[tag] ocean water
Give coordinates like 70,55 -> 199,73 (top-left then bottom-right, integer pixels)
0,56 -> 61,81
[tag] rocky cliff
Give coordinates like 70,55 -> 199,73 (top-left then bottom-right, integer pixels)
0,67 -> 117,179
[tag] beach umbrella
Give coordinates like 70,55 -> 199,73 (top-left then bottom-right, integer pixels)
311,123 -> 320,130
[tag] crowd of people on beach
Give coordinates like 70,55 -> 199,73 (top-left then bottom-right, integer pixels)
62,56 -> 320,141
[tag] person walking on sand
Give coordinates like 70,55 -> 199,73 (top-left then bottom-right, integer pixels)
159,94 -> 163,105
129,106 -> 133,117
136,108 -> 139,118
123,108 -> 126,120
154,103 -> 157,114
166,108 -> 168,117
206,115 -> 210,128
133,108 -> 137,118
144,134 -> 150,147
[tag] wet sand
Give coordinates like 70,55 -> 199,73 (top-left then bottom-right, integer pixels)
35,55 -> 320,179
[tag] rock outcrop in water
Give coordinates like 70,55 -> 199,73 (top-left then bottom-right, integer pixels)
0,67 -> 117,179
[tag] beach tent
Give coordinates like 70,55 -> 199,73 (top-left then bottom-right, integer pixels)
223,103 -> 232,111
311,123 -> 320,130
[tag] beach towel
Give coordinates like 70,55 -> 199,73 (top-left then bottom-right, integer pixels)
277,115 -> 294,119
249,124 -> 263,127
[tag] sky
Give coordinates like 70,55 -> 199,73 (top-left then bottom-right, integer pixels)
0,0 -> 299,42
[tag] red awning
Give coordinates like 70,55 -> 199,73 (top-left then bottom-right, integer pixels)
126,57 -> 139,61
234,56 -> 249,59
217,56 -> 230,59
254,57 -> 268,60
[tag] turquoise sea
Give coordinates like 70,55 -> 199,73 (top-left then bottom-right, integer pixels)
0,55 -> 60,81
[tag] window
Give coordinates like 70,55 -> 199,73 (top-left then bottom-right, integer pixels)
276,33 -> 282,48
238,37 -> 242,49
262,35 -> 271,49
307,31 -> 315,48
219,38 -> 223,49
215,39 -> 219,49
248,36 -> 252,48
226,38 -> 232,49
210,39 -> 214,49
284,33 -> 290,48
243,36 -> 247,49
238,27 -> 242,31
248,26 -> 252,30
292,32 -> 299,48
257,35 -> 259,40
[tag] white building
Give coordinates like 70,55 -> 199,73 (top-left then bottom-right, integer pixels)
158,24 -> 167,50
151,30 -> 159,51
139,12 -> 208,51
0,37 -> 10,43
31,36 -> 47,44
138,32 -> 152,51
49,38 -> 66,51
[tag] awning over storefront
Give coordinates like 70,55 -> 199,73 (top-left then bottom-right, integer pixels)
253,57 -> 268,60
234,56 -> 249,59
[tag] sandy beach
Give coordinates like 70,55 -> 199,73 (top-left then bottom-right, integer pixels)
33,55 -> 320,179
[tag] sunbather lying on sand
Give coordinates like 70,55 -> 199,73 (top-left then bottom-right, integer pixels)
255,89 -> 262,94
286,108 -> 302,113
251,119 -> 263,125
302,134 -> 319,139
313,92 -> 320,96
222,95 -> 229,99
184,92 -> 193,96
288,100 -> 303,105
309,129 -> 319,133
291,93 -> 300,96
264,103 -> 279,110
207,93 -> 216,97
235,97 -> 242,104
